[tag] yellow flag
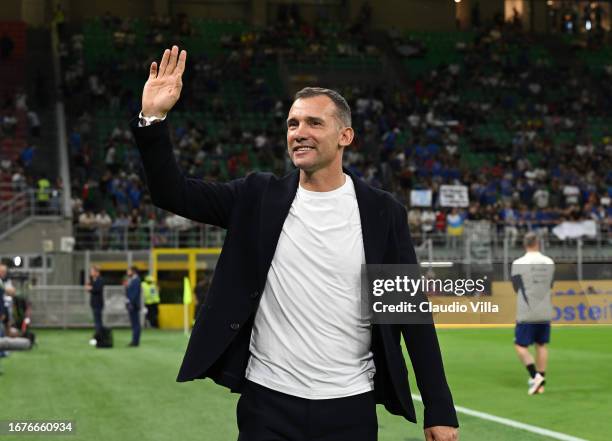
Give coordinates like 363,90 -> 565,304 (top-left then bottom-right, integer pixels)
183,277 -> 192,305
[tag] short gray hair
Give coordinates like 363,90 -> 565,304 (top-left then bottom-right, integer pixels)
523,232 -> 539,248
293,87 -> 352,127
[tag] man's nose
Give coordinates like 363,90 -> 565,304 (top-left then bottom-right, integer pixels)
290,123 -> 308,141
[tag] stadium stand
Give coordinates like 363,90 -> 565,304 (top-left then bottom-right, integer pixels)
57,13 -> 611,252
0,21 -> 62,242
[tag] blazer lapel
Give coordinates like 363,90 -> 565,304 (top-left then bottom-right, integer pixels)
257,169 -> 299,290
348,170 -> 389,264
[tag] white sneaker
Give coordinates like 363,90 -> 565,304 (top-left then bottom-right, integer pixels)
528,373 -> 545,395
527,377 -> 545,394
89,338 -> 97,346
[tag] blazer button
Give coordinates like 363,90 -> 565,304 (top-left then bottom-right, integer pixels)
251,290 -> 260,299
230,322 -> 240,331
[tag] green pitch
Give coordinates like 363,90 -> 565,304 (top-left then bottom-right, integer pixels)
1,326 -> 610,441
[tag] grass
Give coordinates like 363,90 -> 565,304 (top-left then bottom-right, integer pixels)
1,327 -> 610,440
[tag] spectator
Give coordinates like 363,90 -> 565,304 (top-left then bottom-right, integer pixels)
533,185 -> 549,209
58,15 -> 612,249
27,110 -> 41,137
95,210 -> 112,248
563,181 -> 581,206
500,202 -> 519,245
20,144 -> 35,170
421,208 -> 436,239
407,208 -> 421,241
78,210 -> 97,248
446,208 -> 465,248
36,174 -> 51,214
11,168 -> 26,193
111,211 -> 130,248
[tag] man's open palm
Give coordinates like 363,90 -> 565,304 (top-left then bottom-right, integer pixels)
142,45 -> 187,118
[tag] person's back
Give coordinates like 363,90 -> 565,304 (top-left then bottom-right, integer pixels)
511,247 -> 555,323
511,232 -> 555,396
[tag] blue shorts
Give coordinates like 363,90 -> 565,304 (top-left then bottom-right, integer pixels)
514,322 -> 551,347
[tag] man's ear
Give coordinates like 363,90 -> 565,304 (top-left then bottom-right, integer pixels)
338,126 -> 354,148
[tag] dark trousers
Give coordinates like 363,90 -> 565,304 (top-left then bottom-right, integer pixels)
236,380 -> 378,441
145,303 -> 159,328
92,307 -> 104,334
127,305 -> 140,345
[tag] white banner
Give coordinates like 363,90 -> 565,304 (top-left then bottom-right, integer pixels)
410,189 -> 432,207
552,220 -> 598,240
439,185 -> 469,207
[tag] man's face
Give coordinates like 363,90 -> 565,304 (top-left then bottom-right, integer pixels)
286,96 -> 352,173
0,265 -> 6,278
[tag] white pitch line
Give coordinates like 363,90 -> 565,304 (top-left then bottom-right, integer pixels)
411,394 -> 589,441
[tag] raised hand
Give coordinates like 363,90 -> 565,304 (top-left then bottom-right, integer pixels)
142,45 -> 187,118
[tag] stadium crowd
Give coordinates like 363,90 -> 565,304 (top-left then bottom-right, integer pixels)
1,23 -> 59,216
58,11 -> 612,249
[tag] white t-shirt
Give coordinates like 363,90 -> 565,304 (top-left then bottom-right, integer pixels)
245,175 -> 375,399
511,251 -> 555,322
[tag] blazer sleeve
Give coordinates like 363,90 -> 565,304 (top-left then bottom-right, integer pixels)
130,117 -> 244,229
393,202 -> 459,429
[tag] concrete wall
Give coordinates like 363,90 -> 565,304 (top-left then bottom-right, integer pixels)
0,218 -> 73,255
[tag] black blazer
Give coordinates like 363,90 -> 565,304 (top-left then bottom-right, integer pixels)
132,119 -> 458,429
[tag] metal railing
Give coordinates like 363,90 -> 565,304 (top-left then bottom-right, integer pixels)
412,220 -> 611,264
0,182 -> 25,201
0,191 -> 31,234
0,189 -> 64,238
26,285 -> 143,329
71,219 -> 612,257
73,223 -> 226,250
